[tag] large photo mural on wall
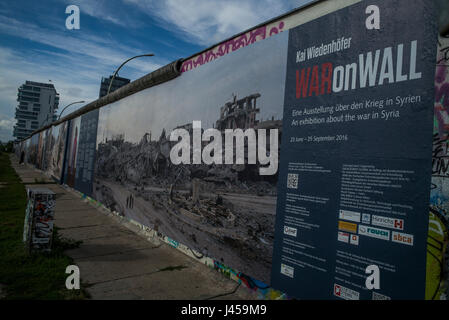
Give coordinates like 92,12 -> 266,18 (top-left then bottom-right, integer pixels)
47,122 -> 68,181
64,110 -> 99,195
74,109 -> 99,196
64,117 -> 81,188
36,131 -> 45,170
93,31 -> 288,284
26,134 -> 38,166
42,127 -> 52,172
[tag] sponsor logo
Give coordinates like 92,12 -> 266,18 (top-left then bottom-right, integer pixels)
338,231 -> 349,243
391,231 -> 414,246
338,220 -> 358,233
334,284 -> 341,297
372,215 -> 404,230
362,213 -> 371,224
334,284 -> 360,300
339,209 -> 361,223
350,234 -> 359,245
359,225 -> 390,241
372,291 -> 391,300
284,226 -> 297,237
394,219 -> 404,230
281,264 -> 294,278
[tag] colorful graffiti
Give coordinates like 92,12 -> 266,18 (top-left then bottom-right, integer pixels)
23,188 -> 56,253
212,260 -> 287,300
426,207 -> 448,300
181,21 -> 285,72
179,0 -> 361,73
428,35 -> 449,300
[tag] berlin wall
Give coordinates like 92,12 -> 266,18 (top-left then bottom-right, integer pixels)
15,0 -> 449,300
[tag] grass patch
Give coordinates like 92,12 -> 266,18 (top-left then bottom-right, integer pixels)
0,153 -> 89,300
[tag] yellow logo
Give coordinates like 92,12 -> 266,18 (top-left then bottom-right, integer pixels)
338,220 -> 358,233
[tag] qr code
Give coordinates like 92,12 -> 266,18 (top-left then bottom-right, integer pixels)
287,173 -> 298,189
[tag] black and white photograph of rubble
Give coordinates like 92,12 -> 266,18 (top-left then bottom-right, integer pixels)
93,32 -> 288,284
48,122 -> 68,180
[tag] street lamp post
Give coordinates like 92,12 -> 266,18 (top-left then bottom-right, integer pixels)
106,53 -> 155,96
58,101 -> 86,120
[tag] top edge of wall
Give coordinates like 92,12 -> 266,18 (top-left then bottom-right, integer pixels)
23,59 -> 184,140
17,0 -> 449,143
181,0 -> 325,63
180,0 -> 361,73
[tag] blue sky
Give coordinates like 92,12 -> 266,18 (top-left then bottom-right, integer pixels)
0,0 -> 312,142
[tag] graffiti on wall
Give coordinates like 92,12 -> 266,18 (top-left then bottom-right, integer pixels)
181,21 -> 285,72
428,35 -> 449,300
432,36 -> 449,214
179,0 -> 362,73
23,188 -> 56,252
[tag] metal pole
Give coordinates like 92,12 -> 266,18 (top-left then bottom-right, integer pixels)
58,101 -> 85,120
106,54 -> 155,96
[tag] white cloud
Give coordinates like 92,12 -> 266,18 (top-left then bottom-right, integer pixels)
0,13 -> 165,140
0,15 -> 163,70
60,0 -> 143,28
60,0 -> 311,46
0,118 -> 14,129
0,115 -> 15,142
123,0 -> 310,46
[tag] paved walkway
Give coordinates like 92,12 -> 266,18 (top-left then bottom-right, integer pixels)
10,155 -> 257,300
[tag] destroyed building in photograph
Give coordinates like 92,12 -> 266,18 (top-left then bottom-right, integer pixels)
93,93 -> 282,283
